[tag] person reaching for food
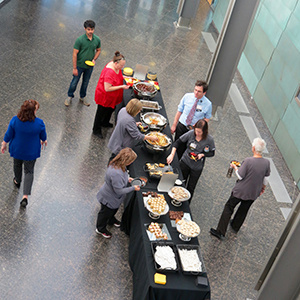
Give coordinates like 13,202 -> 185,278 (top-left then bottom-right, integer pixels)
167,119 -> 215,202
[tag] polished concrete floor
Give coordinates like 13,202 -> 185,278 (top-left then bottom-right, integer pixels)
0,0 -> 297,299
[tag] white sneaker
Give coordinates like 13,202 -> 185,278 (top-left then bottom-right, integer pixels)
79,97 -> 90,106
65,97 -> 72,106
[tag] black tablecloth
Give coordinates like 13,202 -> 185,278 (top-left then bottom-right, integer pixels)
119,83 -> 210,300
127,191 -> 210,300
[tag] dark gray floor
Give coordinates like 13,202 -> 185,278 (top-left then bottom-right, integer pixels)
0,1 -> 297,299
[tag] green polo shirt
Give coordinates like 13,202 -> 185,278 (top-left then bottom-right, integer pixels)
74,33 -> 101,69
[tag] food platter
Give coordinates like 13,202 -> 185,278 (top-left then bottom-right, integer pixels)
176,219 -> 200,242
140,100 -> 161,111
133,81 -> 157,99
141,112 -> 167,130
143,192 -> 169,219
144,162 -> 174,179
151,241 -> 180,272
145,223 -> 171,241
176,244 -> 205,275
168,186 -> 191,207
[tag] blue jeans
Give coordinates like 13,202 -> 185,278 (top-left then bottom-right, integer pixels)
67,66 -> 93,98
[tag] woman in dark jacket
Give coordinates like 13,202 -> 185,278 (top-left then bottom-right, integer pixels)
95,147 -> 140,239
167,119 -> 215,202
1,99 -> 47,208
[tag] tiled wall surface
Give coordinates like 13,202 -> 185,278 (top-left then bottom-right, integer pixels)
213,0 -> 300,189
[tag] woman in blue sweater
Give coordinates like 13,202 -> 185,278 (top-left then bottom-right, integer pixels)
96,147 -> 140,238
1,99 -> 47,208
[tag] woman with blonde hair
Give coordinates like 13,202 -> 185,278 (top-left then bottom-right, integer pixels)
1,99 -> 47,208
108,98 -> 157,157
95,148 -> 140,239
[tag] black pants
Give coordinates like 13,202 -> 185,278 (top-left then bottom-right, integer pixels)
93,105 -> 115,134
179,160 -> 203,203
174,122 -> 189,160
96,203 -> 119,232
14,158 -> 36,195
216,194 -> 254,236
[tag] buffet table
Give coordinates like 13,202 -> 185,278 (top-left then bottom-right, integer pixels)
119,79 -> 210,300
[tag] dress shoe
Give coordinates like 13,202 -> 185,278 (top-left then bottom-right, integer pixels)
210,228 -> 224,240
102,123 -> 113,128
93,131 -> 103,139
13,178 -> 20,188
20,198 -> 28,208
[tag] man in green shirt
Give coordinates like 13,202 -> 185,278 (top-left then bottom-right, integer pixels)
65,20 -> 101,107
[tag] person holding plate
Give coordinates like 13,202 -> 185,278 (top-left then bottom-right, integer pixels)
95,148 -> 140,239
92,51 -> 129,138
65,20 -> 101,107
167,119 -> 215,202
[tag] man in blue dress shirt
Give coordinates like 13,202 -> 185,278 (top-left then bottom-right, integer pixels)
171,80 -> 212,159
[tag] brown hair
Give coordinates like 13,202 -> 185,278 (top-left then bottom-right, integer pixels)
194,119 -> 208,140
113,51 -> 125,63
126,98 -> 142,117
195,80 -> 208,93
17,99 -> 40,122
109,148 -> 137,172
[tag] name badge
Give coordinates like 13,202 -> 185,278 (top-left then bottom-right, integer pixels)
196,105 -> 202,112
189,142 -> 197,150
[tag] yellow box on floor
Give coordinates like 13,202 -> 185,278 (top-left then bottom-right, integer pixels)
154,273 -> 166,285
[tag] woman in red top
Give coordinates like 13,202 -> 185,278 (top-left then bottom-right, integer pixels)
92,51 -> 129,138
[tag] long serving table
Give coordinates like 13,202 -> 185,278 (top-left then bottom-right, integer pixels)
119,82 -> 211,300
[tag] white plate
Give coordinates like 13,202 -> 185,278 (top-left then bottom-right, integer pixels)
168,186 -> 191,202
176,219 -> 200,238
143,195 -> 169,216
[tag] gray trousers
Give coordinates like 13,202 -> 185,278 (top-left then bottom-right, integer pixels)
14,158 -> 36,195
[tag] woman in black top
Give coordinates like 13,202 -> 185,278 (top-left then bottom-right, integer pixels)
167,119 -> 215,202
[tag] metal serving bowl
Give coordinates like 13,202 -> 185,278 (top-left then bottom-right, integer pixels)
133,82 -> 157,99
144,131 -> 172,154
140,112 -> 168,131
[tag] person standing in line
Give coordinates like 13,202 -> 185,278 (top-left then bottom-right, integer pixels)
210,138 -> 271,240
65,20 -> 101,107
107,98 -> 158,158
92,51 -> 129,138
170,80 -> 212,159
167,119 -> 215,202
1,100 -> 47,208
95,148 -> 140,239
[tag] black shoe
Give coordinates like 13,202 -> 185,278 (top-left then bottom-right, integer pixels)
113,220 -> 121,227
93,131 -> 103,139
13,178 -> 20,188
95,228 -> 112,239
20,198 -> 28,208
210,228 -> 224,240
102,123 -> 113,128
230,220 -> 238,233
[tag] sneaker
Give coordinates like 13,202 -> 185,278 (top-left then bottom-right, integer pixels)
113,220 -> 121,227
79,97 -> 90,106
20,198 -> 28,208
210,228 -> 224,240
95,228 -> 112,239
65,97 -> 72,106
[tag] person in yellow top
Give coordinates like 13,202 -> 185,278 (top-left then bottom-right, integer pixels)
65,20 -> 101,107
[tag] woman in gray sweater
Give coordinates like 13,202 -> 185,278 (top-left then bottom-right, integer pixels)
95,148 -> 140,238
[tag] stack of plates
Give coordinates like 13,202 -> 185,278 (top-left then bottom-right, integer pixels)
123,67 -> 133,76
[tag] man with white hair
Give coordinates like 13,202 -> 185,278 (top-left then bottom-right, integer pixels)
210,137 -> 271,240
